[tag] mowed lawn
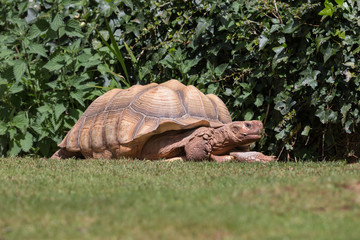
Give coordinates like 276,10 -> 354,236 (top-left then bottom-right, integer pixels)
0,158 -> 359,240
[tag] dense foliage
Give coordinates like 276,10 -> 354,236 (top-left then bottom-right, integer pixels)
0,0 -> 359,160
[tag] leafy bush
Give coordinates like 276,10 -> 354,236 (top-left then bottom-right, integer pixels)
1,0 -> 359,160
0,0 -> 107,156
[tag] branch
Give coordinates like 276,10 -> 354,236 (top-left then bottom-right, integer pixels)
273,0 -> 283,24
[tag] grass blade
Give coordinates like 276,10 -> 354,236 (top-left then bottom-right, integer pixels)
105,19 -> 129,83
96,19 -> 130,88
124,42 -> 137,64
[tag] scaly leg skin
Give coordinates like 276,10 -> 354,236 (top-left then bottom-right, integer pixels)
163,156 -> 186,162
230,151 -> 277,163
210,154 -> 236,163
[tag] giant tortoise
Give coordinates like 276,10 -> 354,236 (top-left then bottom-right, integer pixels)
51,80 -> 276,162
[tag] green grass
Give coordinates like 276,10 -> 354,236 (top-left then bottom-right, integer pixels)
0,158 -> 359,240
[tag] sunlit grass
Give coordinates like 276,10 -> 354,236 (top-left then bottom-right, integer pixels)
0,158 -> 359,239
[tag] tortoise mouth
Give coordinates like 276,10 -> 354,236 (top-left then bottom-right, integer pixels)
241,132 -> 262,137
238,133 -> 262,145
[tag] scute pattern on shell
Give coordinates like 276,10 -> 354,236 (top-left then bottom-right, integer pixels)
59,79 -> 232,157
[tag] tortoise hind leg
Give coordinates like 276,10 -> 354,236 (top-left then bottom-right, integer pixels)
51,148 -> 84,159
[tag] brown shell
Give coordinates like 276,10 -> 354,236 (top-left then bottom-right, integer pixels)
59,79 -> 232,158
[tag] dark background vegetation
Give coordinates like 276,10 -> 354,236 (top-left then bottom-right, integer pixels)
0,0 -> 359,160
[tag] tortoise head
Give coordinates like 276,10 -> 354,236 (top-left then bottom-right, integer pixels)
228,120 -> 263,145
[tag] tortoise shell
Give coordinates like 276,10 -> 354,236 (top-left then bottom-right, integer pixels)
58,79 -> 232,158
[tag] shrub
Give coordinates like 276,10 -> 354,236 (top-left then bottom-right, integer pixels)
1,0 -> 359,160
0,0 -> 106,156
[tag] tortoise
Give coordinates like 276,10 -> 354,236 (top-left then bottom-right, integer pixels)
51,79 -> 276,162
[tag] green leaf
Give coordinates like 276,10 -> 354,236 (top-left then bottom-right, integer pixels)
315,107 -> 338,124
25,8 -> 37,24
214,63 -> 228,77
301,125 -> 311,136
8,82 -> 24,94
139,66 -> 150,80
0,48 -> 15,59
272,45 -> 288,69
273,45 -> 285,55
353,44 -> 360,54
181,59 -> 201,74
232,2 -> 240,13
98,30 -> 109,41
66,18 -> 81,30
13,60 -> 27,82
37,104 -> 52,114
122,0 -> 134,10
79,60 -> 102,68
46,28 -> 58,39
68,39 -> 82,53
315,36 -> 330,52
19,132 -> 33,152
254,94 -> 264,107
224,88 -> 232,96
43,55 -> 65,71
78,53 -> 92,63
318,0 -> 334,17
300,68 -> 321,89
109,79 -> 121,89
333,30 -> 345,39
242,109 -> 254,121
258,35 -> 268,50
206,84 -> 217,94
50,114 -> 62,132
65,24 -> 84,37
344,120 -> 352,133
50,13 -> 64,31
28,19 -> 49,39
335,0 -> 344,5
321,45 -> 338,63
275,99 -> 296,115
275,129 -> 286,140
195,18 -> 212,39
283,19 -> 301,34
70,92 -> 85,107
31,121 -> 44,135
0,121 -> 7,135
160,55 -> 175,69
12,111 -> 28,132
8,141 -> 21,157
55,103 -> 67,120
28,43 -> 47,57
340,104 -> 351,124
92,39 -> 102,50
8,128 -> 17,140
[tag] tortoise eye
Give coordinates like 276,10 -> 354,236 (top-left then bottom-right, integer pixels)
245,123 -> 252,128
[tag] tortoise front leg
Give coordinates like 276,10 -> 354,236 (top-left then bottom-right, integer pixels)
163,156 -> 186,162
210,154 -> 235,163
184,133 -> 212,161
230,151 -> 277,162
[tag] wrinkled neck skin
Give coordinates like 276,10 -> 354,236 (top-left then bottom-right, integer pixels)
211,124 -> 246,155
